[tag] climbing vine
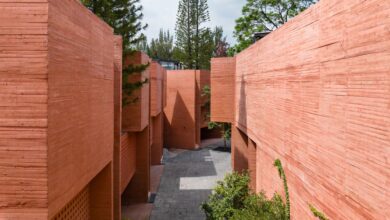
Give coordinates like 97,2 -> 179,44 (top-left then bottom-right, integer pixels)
274,159 -> 290,219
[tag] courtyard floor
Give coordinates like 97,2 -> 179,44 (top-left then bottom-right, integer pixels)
150,139 -> 232,220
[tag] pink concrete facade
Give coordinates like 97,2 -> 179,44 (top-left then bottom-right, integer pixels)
164,70 -> 210,149
0,0 -> 115,219
0,2 -> 168,219
211,0 -> 390,219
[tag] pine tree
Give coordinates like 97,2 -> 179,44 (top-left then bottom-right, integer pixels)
148,29 -> 174,60
82,0 -> 149,105
175,0 -> 210,69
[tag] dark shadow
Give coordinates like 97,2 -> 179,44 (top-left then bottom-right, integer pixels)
212,146 -> 231,153
237,74 -> 248,133
201,127 -> 222,140
166,92 -> 196,149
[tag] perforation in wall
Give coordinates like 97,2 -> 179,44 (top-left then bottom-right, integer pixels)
52,186 -> 90,220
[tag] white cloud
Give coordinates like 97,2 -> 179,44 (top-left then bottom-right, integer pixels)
141,0 -> 246,45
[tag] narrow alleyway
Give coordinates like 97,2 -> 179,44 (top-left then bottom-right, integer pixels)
150,139 -> 231,220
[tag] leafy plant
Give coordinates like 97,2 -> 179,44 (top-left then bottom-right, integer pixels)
274,159 -> 290,219
231,193 -> 287,220
202,172 -> 251,220
309,204 -> 329,220
231,0 -> 317,54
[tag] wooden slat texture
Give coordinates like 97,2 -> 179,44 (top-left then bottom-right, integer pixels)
226,0 -> 390,219
210,57 -> 235,123
46,0 -> 114,218
0,1 -> 49,218
122,52 -> 150,132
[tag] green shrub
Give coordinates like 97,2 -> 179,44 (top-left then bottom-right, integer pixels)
231,193 -> 287,220
201,171 -> 288,220
201,172 -> 251,220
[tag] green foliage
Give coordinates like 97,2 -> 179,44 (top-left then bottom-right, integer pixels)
175,0 -> 210,69
231,193 -> 287,220
148,29 -> 175,60
274,159 -> 290,220
81,0 -> 149,105
309,204 -> 329,220
174,1 -> 229,69
201,172 -> 251,220
202,172 -> 287,220
232,0 -> 317,54
212,26 -> 230,58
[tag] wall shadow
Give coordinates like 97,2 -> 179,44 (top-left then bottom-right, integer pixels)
166,92 -> 196,149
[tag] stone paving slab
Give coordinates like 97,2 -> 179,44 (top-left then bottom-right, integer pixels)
150,140 -> 231,220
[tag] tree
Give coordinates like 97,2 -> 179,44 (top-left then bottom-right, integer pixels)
82,0 -> 149,105
232,0 -> 317,53
148,29 -> 175,60
212,26 -> 230,57
175,0 -> 210,69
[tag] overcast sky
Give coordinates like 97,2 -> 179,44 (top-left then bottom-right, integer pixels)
141,0 -> 246,45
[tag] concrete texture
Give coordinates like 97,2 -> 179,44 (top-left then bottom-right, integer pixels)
150,139 -> 231,220
164,70 -> 210,150
210,57 -> 236,123
122,51 -> 150,132
211,0 -> 390,219
0,0 -> 116,219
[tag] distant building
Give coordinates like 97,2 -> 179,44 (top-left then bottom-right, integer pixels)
155,59 -> 183,70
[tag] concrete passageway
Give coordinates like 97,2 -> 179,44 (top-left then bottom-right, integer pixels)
150,139 -> 231,220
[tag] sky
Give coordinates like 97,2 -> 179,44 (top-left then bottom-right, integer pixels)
141,0 -> 246,45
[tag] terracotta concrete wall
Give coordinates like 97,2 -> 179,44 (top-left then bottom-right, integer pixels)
150,62 -> 165,165
212,0 -> 390,219
151,113 -> 164,165
113,36 -> 122,220
120,133 -> 136,194
46,0 -> 114,218
122,52 -> 150,132
121,52 -> 153,203
150,61 -> 164,117
0,0 -> 116,219
164,70 -> 198,149
0,1 -> 49,219
210,57 -> 236,123
122,127 -> 150,204
196,70 -> 211,129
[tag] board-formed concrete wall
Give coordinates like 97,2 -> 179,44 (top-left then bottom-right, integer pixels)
0,0 -> 115,219
210,57 -> 236,123
212,0 -> 390,219
164,70 -> 210,149
122,52 -> 150,132
0,1 -> 49,219
150,62 -> 166,165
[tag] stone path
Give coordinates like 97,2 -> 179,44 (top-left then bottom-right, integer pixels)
150,140 -> 231,220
